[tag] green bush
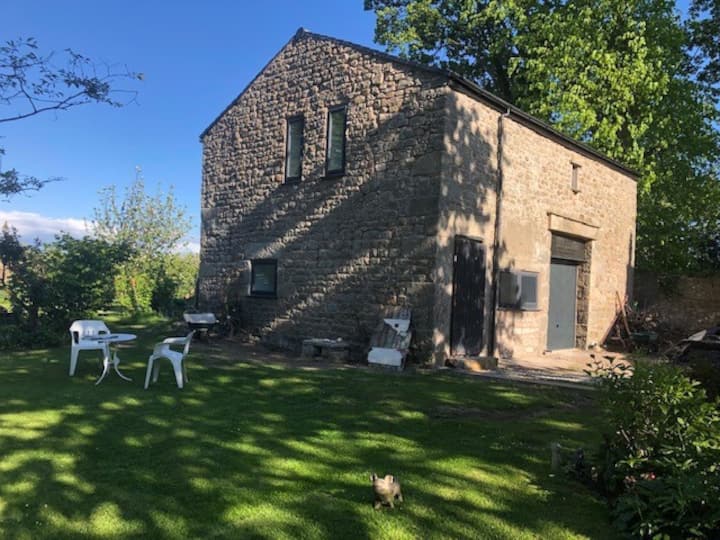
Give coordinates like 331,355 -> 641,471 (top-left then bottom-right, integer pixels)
150,253 -> 198,316
6,235 -> 125,348
114,266 -> 154,313
684,351 -> 720,401
590,360 -> 720,538
115,253 -> 198,315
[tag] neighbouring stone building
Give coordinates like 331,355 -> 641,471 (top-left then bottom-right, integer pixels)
198,29 -> 637,363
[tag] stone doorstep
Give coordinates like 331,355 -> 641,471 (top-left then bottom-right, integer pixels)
450,356 -> 499,372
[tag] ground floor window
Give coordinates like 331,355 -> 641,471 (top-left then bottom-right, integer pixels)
250,259 -> 277,297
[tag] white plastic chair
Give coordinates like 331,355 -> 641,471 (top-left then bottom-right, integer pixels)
144,331 -> 195,390
69,320 -> 111,376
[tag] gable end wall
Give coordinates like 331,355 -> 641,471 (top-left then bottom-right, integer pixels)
199,34 -> 447,357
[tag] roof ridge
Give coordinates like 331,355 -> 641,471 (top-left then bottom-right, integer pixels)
294,28 -> 452,79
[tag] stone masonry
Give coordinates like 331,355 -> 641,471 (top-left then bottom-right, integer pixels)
199,29 -> 638,362
200,30 -> 447,356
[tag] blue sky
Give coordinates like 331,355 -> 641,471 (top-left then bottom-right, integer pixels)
1,1 -> 377,249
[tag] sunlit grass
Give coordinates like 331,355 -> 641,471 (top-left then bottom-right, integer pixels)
0,286 -> 10,310
0,316 -> 616,539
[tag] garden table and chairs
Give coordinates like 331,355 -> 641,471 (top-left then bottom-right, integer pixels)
69,319 -> 196,390
69,320 -> 136,385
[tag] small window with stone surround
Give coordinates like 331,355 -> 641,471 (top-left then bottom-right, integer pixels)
499,270 -> 539,310
571,162 -> 581,193
285,116 -> 304,182
250,259 -> 277,297
326,105 -> 347,176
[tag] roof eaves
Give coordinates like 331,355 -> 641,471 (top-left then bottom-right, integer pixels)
446,76 -> 639,179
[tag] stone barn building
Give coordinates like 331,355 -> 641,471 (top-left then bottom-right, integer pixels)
198,29 -> 637,363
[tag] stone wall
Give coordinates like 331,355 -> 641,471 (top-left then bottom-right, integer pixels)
432,90 -> 499,362
200,30 -> 637,361
494,114 -> 637,357
435,88 -> 637,359
199,31 -> 447,357
634,272 -> 720,334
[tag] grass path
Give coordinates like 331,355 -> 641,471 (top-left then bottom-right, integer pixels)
0,318 -> 615,539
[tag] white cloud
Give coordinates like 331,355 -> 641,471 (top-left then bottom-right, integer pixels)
0,210 -> 201,254
184,241 -> 201,254
0,210 -> 89,244
174,239 -> 200,254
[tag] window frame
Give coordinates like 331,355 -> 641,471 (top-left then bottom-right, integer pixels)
249,259 -> 278,298
518,270 -> 539,310
498,269 -> 539,311
325,104 -> 347,177
571,162 -> 581,193
284,115 -> 304,183
498,270 -> 518,309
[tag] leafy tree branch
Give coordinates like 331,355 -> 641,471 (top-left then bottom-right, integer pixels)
0,37 -> 142,198
0,37 -> 143,123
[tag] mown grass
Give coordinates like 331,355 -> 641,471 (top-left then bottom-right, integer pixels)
0,286 -> 10,311
0,316 -> 615,539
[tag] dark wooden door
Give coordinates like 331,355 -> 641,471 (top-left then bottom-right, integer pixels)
547,261 -> 577,350
450,236 -> 486,356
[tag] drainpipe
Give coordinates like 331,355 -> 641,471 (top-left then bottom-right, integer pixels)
487,108 -> 511,358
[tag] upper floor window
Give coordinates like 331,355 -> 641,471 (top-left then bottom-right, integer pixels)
326,105 -> 347,176
571,162 -> 581,193
285,116 -> 304,182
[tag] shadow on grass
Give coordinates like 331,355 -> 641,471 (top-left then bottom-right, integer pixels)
0,325 -> 615,539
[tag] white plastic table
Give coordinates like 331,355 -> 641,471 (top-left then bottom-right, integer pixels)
86,333 -> 136,385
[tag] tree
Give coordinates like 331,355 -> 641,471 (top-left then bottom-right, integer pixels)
92,174 -> 191,312
365,0 -> 720,272
0,221 -> 23,285
8,240 -> 46,332
366,0 -> 545,103
689,0 -> 720,92
0,37 -> 142,198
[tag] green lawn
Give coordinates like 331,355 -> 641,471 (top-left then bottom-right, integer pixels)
0,287 -> 10,311
0,319 -> 616,539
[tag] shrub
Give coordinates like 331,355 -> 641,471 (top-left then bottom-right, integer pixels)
590,360 -> 720,538
683,350 -> 720,401
6,235 -> 124,348
114,266 -> 154,313
150,253 -> 198,316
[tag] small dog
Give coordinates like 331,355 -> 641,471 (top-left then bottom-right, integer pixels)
371,473 -> 403,509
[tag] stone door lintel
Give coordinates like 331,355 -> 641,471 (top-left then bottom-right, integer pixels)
547,213 -> 599,240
